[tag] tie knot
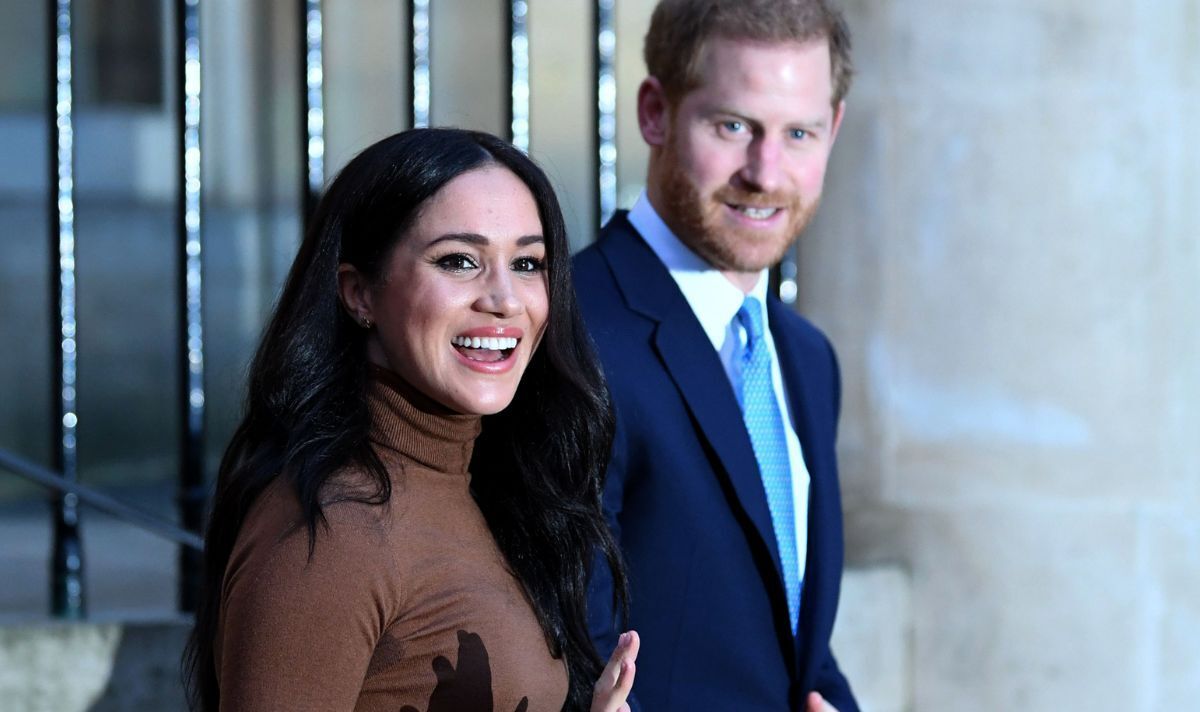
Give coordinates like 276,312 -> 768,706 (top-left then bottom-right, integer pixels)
738,296 -> 766,345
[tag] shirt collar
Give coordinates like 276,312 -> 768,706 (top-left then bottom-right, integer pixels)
628,192 -> 769,350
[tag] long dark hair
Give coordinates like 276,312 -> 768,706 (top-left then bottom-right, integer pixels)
184,128 -> 627,711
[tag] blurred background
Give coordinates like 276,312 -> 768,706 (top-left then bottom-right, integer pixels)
0,0 -> 1196,710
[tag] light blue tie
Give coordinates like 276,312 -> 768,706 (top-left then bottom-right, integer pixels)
736,296 -> 800,632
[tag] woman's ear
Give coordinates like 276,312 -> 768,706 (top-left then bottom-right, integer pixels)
337,263 -> 375,328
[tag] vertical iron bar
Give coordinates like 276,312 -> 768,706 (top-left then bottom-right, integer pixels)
48,0 -> 84,620
300,0 -> 325,224
176,0 -> 206,613
507,0 -> 530,153
407,0 -> 431,128
594,0 -> 617,227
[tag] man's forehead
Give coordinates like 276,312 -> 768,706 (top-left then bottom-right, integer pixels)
684,36 -> 836,108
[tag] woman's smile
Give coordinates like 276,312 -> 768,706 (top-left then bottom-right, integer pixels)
451,327 -> 525,371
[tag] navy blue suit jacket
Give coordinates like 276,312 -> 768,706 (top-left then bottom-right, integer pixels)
575,213 -> 858,711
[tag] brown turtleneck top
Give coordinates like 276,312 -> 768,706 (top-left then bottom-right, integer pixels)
214,370 -> 569,711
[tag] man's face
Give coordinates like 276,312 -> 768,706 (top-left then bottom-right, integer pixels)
644,37 -> 844,282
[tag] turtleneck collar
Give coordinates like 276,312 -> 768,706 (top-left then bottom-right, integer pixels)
367,365 -> 482,476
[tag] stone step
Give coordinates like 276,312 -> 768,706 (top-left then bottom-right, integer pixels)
0,618 -> 191,712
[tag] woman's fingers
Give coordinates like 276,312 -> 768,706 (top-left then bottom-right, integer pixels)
614,630 -> 639,671
592,631 -> 640,712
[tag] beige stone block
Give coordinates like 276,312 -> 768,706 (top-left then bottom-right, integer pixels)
324,0 -> 406,174
1158,90 -> 1200,511
877,506 -> 1141,710
847,0 -> 1183,91
0,623 -> 120,712
832,566 -> 912,712
615,0 -> 656,209
428,0 -> 507,135
1144,513 -> 1200,707
529,0 -> 596,249
801,4 -> 1199,712
800,88 -> 892,506
803,39 -> 1199,510
1130,1 -> 1200,89
0,621 -> 190,711
863,87 -> 1183,505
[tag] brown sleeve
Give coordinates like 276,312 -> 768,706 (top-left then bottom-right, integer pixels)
217,490 -> 401,712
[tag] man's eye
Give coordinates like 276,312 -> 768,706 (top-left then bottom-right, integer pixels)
512,256 -> 545,273
720,120 -> 744,134
790,128 -> 809,140
435,254 -> 478,272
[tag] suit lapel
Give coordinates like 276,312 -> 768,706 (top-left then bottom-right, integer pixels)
598,216 -> 783,575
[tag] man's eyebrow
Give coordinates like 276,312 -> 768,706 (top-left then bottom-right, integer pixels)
426,232 -> 544,247
794,117 -> 830,131
706,106 -> 755,123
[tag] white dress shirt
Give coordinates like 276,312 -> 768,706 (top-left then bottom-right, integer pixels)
628,192 -> 810,594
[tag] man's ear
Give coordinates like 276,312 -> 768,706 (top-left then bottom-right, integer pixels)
829,100 -> 846,147
337,263 -> 374,327
637,77 -> 671,147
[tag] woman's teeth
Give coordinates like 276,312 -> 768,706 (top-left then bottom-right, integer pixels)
736,205 -> 778,220
451,336 -> 519,351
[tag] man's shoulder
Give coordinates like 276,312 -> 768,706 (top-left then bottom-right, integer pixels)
574,212 -> 637,261
769,298 -> 837,362
572,213 -> 642,302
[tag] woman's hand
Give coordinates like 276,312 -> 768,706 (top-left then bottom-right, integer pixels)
591,630 -> 640,712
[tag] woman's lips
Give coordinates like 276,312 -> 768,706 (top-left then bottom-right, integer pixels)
450,329 -> 522,374
456,326 -> 525,338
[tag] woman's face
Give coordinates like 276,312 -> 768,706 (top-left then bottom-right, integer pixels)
349,165 -> 550,416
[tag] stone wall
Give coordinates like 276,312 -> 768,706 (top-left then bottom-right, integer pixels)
804,2 -> 1200,709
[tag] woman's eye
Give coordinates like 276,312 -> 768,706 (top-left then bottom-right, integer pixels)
435,253 -> 478,272
512,256 -> 546,273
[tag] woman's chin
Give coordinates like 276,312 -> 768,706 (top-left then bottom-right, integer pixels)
441,386 -> 520,417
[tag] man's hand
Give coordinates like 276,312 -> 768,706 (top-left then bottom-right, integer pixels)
591,630 -> 640,712
807,691 -> 840,712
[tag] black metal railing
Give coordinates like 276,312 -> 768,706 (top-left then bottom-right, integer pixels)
174,0 -> 208,616
25,0 -> 802,621
47,0 -> 84,620
1,447 -> 205,552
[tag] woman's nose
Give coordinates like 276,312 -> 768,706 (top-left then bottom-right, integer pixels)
473,269 -> 524,317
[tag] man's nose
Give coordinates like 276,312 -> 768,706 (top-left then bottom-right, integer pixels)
736,136 -> 784,193
473,268 -> 524,317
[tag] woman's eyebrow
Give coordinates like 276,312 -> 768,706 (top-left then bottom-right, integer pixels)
428,232 -> 488,247
426,233 -> 544,247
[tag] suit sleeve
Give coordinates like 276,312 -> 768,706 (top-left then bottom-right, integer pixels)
812,650 -> 859,712
815,336 -> 859,712
586,399 -> 642,711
